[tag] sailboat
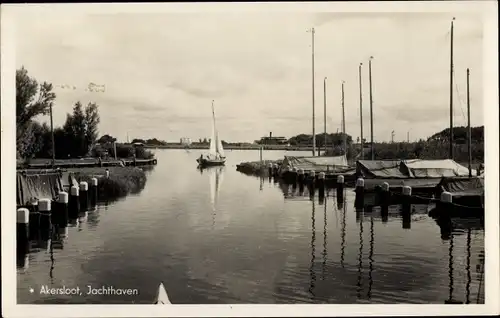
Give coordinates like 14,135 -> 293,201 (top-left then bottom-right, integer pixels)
196,100 -> 226,167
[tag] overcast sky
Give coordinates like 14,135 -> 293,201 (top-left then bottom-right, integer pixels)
14,6 -> 484,143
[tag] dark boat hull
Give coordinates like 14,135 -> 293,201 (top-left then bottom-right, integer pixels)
197,158 -> 226,167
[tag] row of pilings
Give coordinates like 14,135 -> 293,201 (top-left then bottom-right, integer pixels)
16,178 -> 100,263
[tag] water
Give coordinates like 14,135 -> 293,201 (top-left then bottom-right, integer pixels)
16,149 -> 485,304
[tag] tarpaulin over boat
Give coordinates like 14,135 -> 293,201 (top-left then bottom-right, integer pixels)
402,159 -> 470,178
356,160 -> 407,178
356,159 -> 471,179
437,176 -> 484,198
281,155 -> 350,173
16,172 -> 64,206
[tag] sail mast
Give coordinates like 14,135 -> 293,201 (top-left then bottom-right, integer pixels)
342,81 -> 347,157
359,63 -> 364,159
466,68 -> 472,178
449,17 -> 455,159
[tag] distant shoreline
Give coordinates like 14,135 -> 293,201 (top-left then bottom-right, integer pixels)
144,144 -> 315,151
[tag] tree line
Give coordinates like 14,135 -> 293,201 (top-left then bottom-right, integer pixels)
16,67 -> 153,161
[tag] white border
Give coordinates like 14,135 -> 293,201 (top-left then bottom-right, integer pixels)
2,1 -> 499,317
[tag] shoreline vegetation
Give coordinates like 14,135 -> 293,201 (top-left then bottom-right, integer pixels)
72,167 -> 148,201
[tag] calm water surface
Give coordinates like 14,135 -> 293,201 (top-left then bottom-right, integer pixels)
17,149 -> 485,304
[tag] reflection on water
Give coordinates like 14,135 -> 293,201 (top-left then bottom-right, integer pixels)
16,150 -> 485,304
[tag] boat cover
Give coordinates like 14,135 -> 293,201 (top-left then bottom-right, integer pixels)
356,160 -> 407,178
402,159 -> 470,178
437,176 -> 484,198
17,172 -> 64,206
356,159 -> 471,179
281,155 -> 350,172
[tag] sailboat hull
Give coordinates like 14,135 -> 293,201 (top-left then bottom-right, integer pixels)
197,158 -> 226,167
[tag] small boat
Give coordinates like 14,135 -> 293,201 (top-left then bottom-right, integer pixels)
154,282 -> 172,304
197,100 -> 226,167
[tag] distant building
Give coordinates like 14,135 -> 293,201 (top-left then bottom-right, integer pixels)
257,132 -> 288,145
180,137 -> 192,146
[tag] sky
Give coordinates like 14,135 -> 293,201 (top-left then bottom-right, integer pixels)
13,5 -> 484,143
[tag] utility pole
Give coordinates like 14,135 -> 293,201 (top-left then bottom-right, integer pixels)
449,17 -> 455,159
369,56 -> 374,160
49,102 -> 55,167
466,68 -> 472,178
358,63 -> 364,159
308,27 -> 317,157
391,130 -> 395,143
407,131 -> 410,143
341,81 -> 346,156
323,76 -> 327,156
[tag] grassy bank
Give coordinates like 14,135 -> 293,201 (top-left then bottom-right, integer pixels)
69,166 -> 148,201
236,159 -> 282,176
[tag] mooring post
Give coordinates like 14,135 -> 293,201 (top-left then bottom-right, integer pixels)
90,177 -> 98,208
298,169 -> 305,194
268,163 -> 273,177
354,178 -> 365,210
439,191 -> 453,219
380,182 -> 390,221
38,198 -> 52,241
402,185 -> 412,229
28,201 -> 39,240
69,185 -> 80,218
318,172 -> 325,198
17,208 -> 29,257
273,163 -> 279,177
105,168 -> 110,179
79,181 -> 89,212
336,175 -> 344,204
53,191 -> 69,228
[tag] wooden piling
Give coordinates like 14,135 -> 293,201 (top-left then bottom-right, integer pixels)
69,185 -> 80,218
38,198 -> 52,241
379,182 -> 390,221
79,181 -> 89,212
354,178 -> 365,210
28,201 -> 40,240
336,175 -> 344,204
17,208 -> 29,257
53,191 -> 69,228
401,185 -> 412,229
318,172 -> 325,198
90,177 -> 98,208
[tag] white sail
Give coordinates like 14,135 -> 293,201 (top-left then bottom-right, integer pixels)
216,132 -> 225,157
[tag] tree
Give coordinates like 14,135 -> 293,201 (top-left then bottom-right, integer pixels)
97,134 -> 117,144
84,102 -> 100,151
16,67 -> 56,159
16,66 -> 56,127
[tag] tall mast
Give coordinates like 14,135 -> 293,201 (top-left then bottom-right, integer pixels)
359,63 -> 364,159
369,56 -> 374,160
341,81 -> 347,157
449,17 -> 455,159
467,68 -> 472,178
323,77 -> 327,156
310,27 -> 317,157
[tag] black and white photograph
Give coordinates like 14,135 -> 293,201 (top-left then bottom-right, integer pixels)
1,1 -> 498,317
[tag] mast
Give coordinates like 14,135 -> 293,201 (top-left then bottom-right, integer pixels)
467,68 -> 472,178
341,81 -> 347,157
359,63 -> 364,159
369,56 -> 374,160
308,27 -> 317,157
49,102 -> 55,167
449,17 -> 455,159
323,77 -> 327,156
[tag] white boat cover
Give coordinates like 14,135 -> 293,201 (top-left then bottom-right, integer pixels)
281,155 -> 351,173
356,159 -> 471,179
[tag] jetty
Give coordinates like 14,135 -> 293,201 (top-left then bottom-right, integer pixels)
16,157 -> 157,170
